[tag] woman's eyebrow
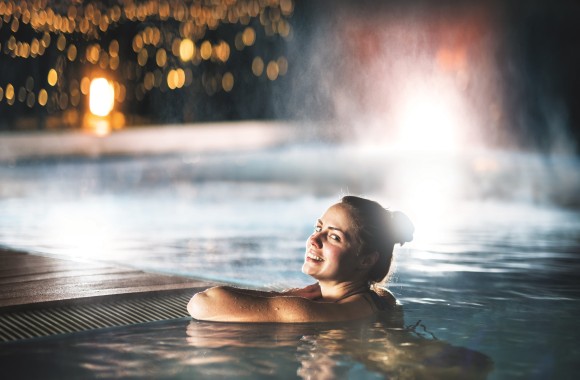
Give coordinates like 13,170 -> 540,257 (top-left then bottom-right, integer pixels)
317,219 -> 345,233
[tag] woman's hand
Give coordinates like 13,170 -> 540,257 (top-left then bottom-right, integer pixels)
283,283 -> 322,300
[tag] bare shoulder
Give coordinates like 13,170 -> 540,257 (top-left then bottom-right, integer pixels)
269,293 -> 376,323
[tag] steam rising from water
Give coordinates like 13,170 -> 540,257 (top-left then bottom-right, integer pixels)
291,3 -> 489,150
290,1 -> 576,155
282,1 -> 580,220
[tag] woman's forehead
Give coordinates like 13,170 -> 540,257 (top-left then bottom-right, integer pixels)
319,204 -> 354,230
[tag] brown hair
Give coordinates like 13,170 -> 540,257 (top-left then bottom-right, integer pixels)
340,196 -> 414,285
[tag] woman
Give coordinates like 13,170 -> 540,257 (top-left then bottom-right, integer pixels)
188,195 -> 414,323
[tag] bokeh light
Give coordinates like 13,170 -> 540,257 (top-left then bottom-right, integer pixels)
89,78 -> 114,117
252,56 -> 264,76
179,39 -> 195,62
242,27 -> 256,46
266,60 -> 279,80
0,0 -> 294,129
222,72 -> 234,92
47,69 -> 58,86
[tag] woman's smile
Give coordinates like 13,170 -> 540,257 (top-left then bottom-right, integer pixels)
306,250 -> 324,262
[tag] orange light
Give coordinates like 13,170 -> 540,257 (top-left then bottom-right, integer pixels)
89,78 -> 114,116
179,38 -> 195,61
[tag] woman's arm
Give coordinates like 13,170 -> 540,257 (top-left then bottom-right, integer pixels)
211,283 -> 321,299
187,285 -> 373,323
282,283 -> 323,300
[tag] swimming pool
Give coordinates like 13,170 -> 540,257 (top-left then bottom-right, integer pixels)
0,137 -> 579,378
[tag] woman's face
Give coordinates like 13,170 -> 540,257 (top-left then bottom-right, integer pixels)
302,204 -> 363,283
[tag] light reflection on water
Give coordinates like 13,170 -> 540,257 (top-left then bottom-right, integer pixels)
0,316 -> 494,379
0,146 -> 579,378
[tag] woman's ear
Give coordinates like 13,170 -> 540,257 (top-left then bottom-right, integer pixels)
359,251 -> 379,269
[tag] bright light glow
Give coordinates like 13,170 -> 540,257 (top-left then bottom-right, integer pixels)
89,77 -> 114,116
393,154 -> 462,214
179,38 -> 195,61
42,202 -> 116,260
91,118 -> 112,136
394,84 -> 462,153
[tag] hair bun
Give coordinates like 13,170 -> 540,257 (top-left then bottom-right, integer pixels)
389,211 -> 414,245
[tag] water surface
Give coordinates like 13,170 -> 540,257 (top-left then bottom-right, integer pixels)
1,144 -> 579,378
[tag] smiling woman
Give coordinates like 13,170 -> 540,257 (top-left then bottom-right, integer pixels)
187,196 -> 414,323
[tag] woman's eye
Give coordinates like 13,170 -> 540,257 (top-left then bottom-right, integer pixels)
330,234 -> 341,242
314,226 -> 322,232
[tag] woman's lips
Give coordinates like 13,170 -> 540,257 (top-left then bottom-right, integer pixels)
306,251 -> 324,262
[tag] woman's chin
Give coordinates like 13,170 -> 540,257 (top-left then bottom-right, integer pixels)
302,261 -> 321,278
302,262 -> 314,275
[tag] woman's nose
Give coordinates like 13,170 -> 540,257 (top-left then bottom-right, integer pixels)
309,233 -> 322,249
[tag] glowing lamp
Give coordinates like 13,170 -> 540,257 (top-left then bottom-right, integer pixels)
89,78 -> 114,117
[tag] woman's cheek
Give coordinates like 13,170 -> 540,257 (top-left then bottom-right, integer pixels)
324,246 -> 342,261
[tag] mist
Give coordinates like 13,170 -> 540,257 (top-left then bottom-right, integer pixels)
1,0 -> 579,208
269,0 -> 580,209
287,0 -> 579,155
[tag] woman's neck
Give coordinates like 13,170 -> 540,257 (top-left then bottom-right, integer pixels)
318,279 -> 368,302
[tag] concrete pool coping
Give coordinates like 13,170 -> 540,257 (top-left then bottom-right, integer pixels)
0,248 -> 217,342
0,121 -> 303,162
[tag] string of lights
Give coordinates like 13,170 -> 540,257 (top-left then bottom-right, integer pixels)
0,0 -> 293,133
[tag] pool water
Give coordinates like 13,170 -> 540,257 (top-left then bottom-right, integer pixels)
1,143 -> 579,379
0,316 -> 494,379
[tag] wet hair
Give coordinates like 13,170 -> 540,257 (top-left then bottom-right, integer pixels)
339,196 -> 414,285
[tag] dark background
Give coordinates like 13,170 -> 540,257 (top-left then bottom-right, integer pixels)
0,0 -> 579,154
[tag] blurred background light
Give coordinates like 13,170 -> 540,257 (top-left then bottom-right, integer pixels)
0,0 -> 578,154
393,82 -> 463,153
89,78 -> 114,117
